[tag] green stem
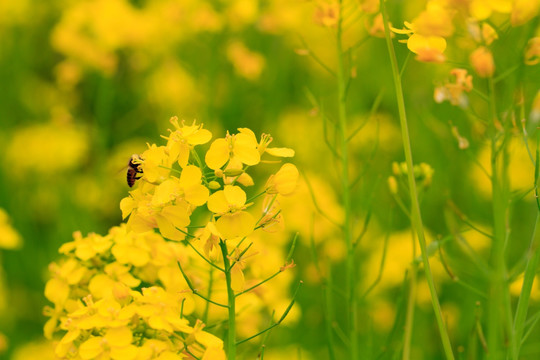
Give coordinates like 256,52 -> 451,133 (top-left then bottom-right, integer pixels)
403,230 -> 418,360
219,240 -> 236,360
336,1 -> 357,357
380,2 -> 455,359
487,76 -> 512,360
324,260 -> 337,360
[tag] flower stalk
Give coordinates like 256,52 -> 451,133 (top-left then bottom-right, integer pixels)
379,1 -> 455,359
219,240 -> 237,360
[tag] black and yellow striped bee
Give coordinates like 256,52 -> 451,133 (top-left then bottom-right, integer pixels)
127,154 -> 143,187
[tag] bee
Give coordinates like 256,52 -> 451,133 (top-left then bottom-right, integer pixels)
127,154 -> 143,187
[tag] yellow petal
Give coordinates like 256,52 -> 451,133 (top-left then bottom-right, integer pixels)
44,278 -> 69,305
195,329 -> 224,348
230,264 -> 245,291
120,196 -> 136,219
207,190 -> 229,214
202,347 -> 226,360
215,212 -> 255,239
105,327 -> 133,347
148,315 -> 173,332
235,173 -> 254,187
156,215 -> 186,241
179,165 -> 202,187
79,337 -> 104,360
161,205 -> 191,229
407,34 -> 446,54
265,147 -> 295,157
110,344 -> 138,360
273,163 -> 299,195
152,179 -> 178,206
188,128 -> 212,145
44,317 -> 58,340
223,185 -> 246,207
205,138 -> 230,170
185,184 -> 209,206
233,133 -> 260,166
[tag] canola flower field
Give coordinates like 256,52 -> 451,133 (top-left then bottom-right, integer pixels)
1,0 -> 540,359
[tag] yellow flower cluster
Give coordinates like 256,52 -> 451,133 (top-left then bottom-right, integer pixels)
391,0 -> 539,69
44,117 -> 299,359
5,122 -> 88,178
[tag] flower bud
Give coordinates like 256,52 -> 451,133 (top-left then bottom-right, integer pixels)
392,162 -> 401,175
208,181 -> 221,190
224,168 -> 244,177
388,176 -> 398,194
470,47 -> 495,78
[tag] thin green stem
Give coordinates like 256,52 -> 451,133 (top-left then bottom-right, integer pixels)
219,240 -> 236,360
336,1 -> 357,357
403,230 -> 418,360
324,260 -> 337,360
203,267 -> 214,324
380,2 -> 455,359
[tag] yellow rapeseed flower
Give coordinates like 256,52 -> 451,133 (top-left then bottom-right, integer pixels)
207,185 -> 255,239
164,117 -> 212,168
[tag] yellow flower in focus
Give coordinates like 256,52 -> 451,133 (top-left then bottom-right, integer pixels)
407,34 -> 447,63
511,0 -> 540,26
205,128 -> 294,171
205,129 -> 260,170
470,46 -> 495,77
140,144 -> 174,184
120,187 -> 192,241
0,209 -> 22,249
165,117 -> 212,168
525,37 -> 540,65
207,185 -> 256,239
226,41 -> 266,81
152,166 -> 209,207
